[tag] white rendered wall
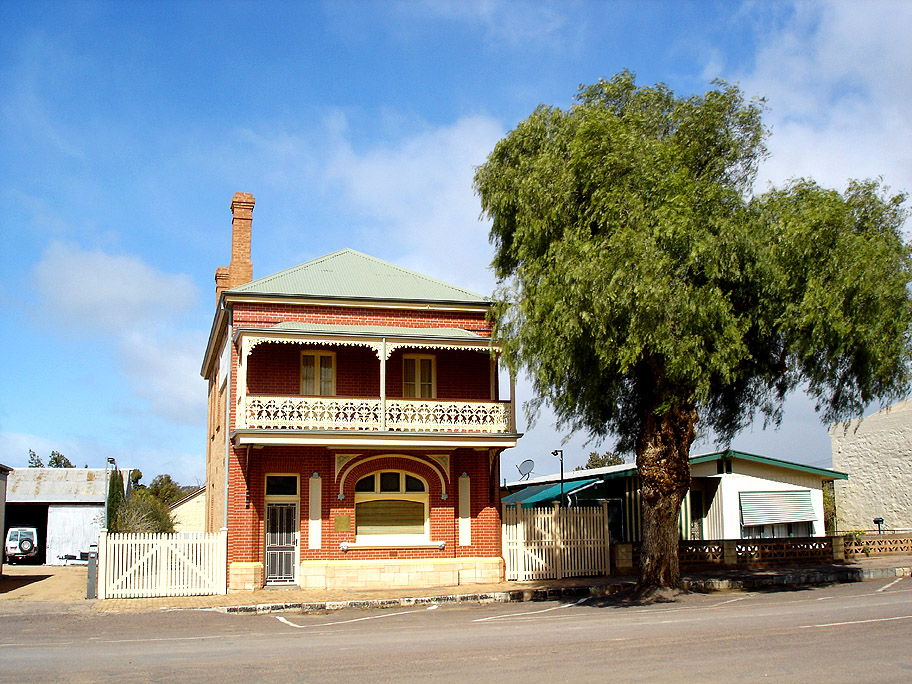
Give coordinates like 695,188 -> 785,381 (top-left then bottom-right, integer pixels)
700,471 -> 825,539
830,400 -> 912,531
172,493 -> 207,534
46,505 -> 104,565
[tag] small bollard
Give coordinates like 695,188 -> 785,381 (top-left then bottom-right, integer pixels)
86,544 -> 98,599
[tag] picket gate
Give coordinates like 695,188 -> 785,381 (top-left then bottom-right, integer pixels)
97,528 -> 228,599
502,503 -> 610,581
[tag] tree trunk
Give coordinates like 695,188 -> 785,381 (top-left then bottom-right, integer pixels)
636,401 -> 698,590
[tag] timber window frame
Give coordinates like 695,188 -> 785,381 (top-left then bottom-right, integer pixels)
403,354 -> 435,399
301,350 -> 336,396
353,470 -> 429,545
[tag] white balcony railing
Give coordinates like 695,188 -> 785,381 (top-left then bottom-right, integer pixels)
243,396 -> 514,434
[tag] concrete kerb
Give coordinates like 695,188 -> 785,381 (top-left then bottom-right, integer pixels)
219,563 -> 912,616
222,583 -> 637,615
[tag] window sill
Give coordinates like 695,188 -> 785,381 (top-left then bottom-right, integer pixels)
340,541 -> 445,551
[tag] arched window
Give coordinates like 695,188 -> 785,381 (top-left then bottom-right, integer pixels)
353,471 -> 428,544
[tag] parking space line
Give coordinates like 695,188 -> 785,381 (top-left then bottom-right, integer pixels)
877,577 -> 904,592
800,614 -> 912,628
275,609 -> 421,629
472,597 -> 588,623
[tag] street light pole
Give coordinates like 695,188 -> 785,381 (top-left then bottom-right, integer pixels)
552,449 -> 564,507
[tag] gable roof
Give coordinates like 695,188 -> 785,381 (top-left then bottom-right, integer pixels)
7,468 -> 117,504
689,449 -> 848,480
504,449 -> 847,489
228,248 -> 490,305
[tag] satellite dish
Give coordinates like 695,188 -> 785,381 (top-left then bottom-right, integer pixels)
516,459 -> 535,481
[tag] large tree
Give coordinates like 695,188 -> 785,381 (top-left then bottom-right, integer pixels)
474,72 -> 912,590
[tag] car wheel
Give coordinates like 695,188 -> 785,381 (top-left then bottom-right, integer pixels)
19,538 -> 34,554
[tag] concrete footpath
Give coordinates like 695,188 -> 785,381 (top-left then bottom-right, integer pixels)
2,555 -> 911,615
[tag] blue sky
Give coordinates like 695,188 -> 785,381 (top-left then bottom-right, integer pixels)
1,1 -> 910,485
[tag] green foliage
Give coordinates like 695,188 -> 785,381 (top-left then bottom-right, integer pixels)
27,449 -> 75,468
148,474 -> 185,506
116,490 -> 175,534
475,71 -> 911,450
106,469 -> 126,532
475,71 -> 912,587
129,469 -> 143,488
575,451 -> 626,471
823,481 -> 837,534
48,451 -> 74,468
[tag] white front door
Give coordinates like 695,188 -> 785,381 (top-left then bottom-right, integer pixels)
265,502 -> 298,584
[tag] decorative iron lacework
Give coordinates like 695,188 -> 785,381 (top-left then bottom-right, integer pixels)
245,397 -> 382,430
241,396 -> 511,433
385,399 -> 510,433
244,335 -> 383,358
242,334 -> 491,360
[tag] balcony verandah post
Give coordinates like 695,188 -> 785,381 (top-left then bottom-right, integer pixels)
380,337 -> 387,431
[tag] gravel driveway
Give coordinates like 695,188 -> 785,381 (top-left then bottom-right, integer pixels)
1,564 -> 87,603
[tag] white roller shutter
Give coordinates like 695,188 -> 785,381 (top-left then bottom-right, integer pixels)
739,490 -> 816,526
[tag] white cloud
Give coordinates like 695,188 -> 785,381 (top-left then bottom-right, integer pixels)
0,430 -> 202,486
33,241 -> 198,331
414,0 -> 573,50
117,329 -> 207,426
31,241 -> 205,425
324,114 -> 505,293
738,1 -> 912,195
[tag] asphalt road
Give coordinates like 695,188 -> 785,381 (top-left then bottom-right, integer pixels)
1,578 -> 910,683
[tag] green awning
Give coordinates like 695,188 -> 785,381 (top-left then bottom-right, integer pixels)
502,478 -> 599,507
739,490 -> 817,526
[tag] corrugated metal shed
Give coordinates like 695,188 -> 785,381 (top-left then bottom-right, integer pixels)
229,248 -> 490,304
7,468 -> 113,504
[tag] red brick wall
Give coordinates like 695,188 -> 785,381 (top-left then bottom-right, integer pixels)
247,344 -> 380,397
241,310 -> 496,401
226,447 -> 502,566
232,302 -> 492,335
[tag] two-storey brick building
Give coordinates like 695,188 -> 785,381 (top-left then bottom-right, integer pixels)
202,193 -> 520,591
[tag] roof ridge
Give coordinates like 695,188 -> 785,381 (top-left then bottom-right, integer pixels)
228,247 -> 489,302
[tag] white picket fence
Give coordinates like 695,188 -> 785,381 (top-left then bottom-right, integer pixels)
97,529 -> 228,599
502,503 -> 611,581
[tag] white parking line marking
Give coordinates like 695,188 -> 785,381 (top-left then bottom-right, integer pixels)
472,597 -> 588,623
711,596 -> 752,607
877,577 -> 904,592
801,615 -> 912,628
275,609 -> 421,629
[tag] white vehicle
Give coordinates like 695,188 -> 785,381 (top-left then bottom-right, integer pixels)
4,527 -> 39,563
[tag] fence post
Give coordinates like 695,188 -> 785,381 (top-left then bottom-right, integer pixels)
600,501 -> 611,576
831,534 -> 845,561
552,502 -> 563,580
723,539 -> 738,566
614,543 -> 633,572
96,529 -> 108,600
219,527 -> 229,594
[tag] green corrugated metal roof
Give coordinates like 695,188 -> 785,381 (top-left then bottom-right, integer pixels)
266,321 -> 486,340
690,449 -> 848,480
502,478 -> 599,506
229,249 -> 490,304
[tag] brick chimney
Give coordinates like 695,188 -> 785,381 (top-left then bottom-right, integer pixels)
215,192 -> 255,300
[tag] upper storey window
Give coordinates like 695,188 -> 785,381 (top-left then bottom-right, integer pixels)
301,351 -> 335,396
403,355 -> 435,398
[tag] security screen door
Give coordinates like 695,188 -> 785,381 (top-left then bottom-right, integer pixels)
265,503 -> 298,583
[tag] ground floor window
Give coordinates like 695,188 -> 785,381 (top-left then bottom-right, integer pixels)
353,471 -> 428,544
742,521 -> 813,539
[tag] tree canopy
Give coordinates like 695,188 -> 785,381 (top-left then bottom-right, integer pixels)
28,449 -> 74,468
575,451 -> 626,471
474,71 -> 912,589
